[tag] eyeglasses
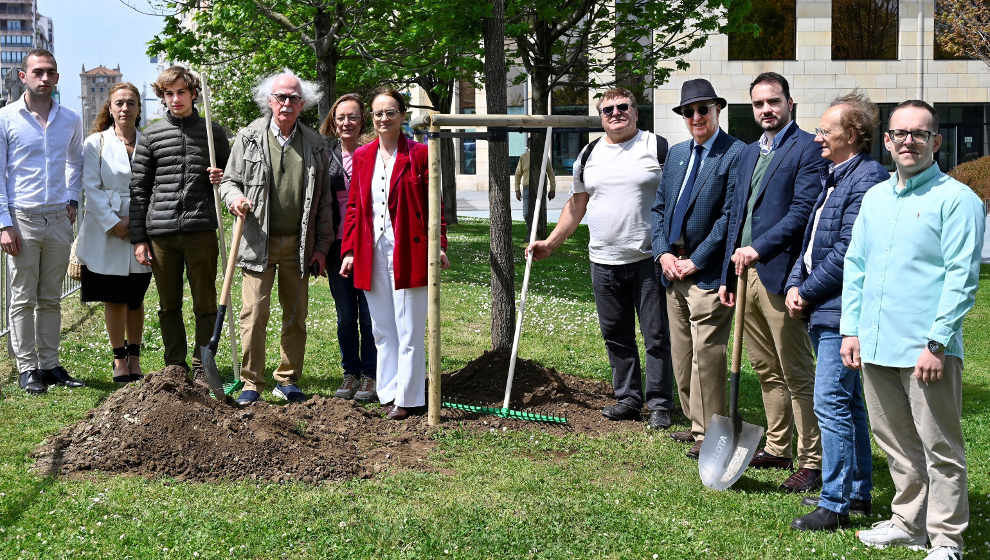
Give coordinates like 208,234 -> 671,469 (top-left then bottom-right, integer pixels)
335,115 -> 361,124
271,93 -> 303,105
814,128 -> 832,138
373,109 -> 400,120
600,103 -> 630,116
887,129 -> 936,145
681,104 -> 715,119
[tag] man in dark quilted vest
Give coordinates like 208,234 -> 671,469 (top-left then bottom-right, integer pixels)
129,66 -> 230,377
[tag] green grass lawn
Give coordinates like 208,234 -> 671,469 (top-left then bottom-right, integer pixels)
1,217 -> 988,559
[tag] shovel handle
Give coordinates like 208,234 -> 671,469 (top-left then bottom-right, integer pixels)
728,268 -> 749,426
219,215 -> 245,307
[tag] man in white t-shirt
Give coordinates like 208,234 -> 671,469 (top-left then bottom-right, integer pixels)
528,87 -> 674,429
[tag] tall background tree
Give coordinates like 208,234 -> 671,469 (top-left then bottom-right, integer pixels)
505,0 -> 753,238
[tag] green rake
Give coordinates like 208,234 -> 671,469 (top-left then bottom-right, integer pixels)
442,402 -> 566,423
442,127 -> 566,425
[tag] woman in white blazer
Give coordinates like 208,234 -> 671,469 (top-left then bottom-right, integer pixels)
75,82 -> 152,384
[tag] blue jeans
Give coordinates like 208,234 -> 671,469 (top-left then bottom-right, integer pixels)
811,326 -> 872,513
328,242 -> 376,377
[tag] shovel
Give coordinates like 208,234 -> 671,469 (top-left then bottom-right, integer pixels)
698,267 -> 764,490
201,214 -> 245,402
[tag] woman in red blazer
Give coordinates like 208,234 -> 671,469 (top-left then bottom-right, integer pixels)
339,88 -> 448,420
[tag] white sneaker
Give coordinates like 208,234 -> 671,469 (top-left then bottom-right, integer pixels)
925,546 -> 962,560
856,520 -> 927,550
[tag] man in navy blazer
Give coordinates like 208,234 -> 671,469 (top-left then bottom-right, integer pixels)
720,72 -> 827,492
651,78 -> 745,459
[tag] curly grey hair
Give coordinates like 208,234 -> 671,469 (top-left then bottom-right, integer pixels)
252,68 -> 322,115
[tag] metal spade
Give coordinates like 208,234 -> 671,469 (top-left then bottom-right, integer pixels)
201,214 -> 245,402
699,268 -> 764,490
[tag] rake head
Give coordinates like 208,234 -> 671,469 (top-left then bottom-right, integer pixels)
442,401 -> 567,424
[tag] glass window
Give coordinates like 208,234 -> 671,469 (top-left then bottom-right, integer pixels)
934,103 -> 990,171
727,0 -> 795,60
551,59 -> 589,175
934,0 -> 984,60
457,82 -> 476,175
727,104 -> 763,144
507,67 -> 528,172
8,20 -> 20,31
869,103 -> 897,171
832,0 -> 898,60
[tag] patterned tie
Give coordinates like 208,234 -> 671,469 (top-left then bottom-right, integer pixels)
668,144 -> 705,246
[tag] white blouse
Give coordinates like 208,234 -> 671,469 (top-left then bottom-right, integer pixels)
75,127 -> 151,276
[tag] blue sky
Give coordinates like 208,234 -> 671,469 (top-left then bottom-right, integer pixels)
39,0 -> 166,114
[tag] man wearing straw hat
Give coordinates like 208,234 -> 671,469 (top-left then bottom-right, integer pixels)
219,69 -> 333,406
528,87 -> 675,429
651,78 -> 745,459
130,65 -> 229,378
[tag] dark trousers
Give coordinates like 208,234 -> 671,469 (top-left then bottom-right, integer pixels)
328,241 -> 376,377
149,231 -> 219,368
590,258 -> 673,411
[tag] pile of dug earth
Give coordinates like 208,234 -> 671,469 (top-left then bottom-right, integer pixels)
33,351 -> 642,483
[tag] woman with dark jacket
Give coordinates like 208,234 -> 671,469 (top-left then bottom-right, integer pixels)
129,66 -> 229,376
339,88 -> 448,420
320,93 -> 377,403
785,92 -> 891,532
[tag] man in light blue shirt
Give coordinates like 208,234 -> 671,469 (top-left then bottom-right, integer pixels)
0,49 -> 84,395
841,100 -> 984,560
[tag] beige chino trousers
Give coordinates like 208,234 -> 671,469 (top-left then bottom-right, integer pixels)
666,279 -> 733,440
743,268 -> 821,468
239,234 -> 309,391
862,357 -> 968,549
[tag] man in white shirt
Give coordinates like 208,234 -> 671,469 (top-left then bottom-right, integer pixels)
0,49 -> 84,394
528,87 -> 674,429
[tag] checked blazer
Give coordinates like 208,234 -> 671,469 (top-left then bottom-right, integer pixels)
652,129 -> 746,290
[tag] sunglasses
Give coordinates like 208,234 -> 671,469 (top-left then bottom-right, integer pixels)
600,103 -> 630,116
271,93 -> 303,105
681,104 -> 715,119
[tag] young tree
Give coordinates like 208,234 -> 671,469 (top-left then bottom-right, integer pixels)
483,0 -> 516,352
506,0 -> 753,238
935,0 -> 990,68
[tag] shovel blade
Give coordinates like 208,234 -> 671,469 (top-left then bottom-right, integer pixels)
698,413 -> 764,490
199,344 -> 226,402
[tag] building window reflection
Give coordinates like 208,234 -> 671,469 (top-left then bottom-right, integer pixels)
832,0 -> 898,60
727,0 -> 796,61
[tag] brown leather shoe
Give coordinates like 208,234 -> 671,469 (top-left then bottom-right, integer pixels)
686,440 -> 702,460
748,448 -> 793,470
387,406 -> 409,420
669,430 -> 694,443
381,403 -> 394,417
780,468 -> 822,493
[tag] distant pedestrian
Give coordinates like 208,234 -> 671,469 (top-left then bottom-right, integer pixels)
514,147 -> 556,223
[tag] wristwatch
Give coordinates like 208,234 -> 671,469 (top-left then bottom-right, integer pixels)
927,340 -> 945,354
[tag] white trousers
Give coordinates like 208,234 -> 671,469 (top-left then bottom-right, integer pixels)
364,234 -> 427,408
7,207 -> 73,372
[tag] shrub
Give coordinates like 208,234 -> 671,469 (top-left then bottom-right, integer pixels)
949,155 -> 990,200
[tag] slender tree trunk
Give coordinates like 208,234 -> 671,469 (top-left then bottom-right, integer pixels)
483,0 -> 515,352
526,76 -> 551,239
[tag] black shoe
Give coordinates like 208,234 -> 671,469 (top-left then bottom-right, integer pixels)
801,495 -> 872,516
749,448 -> 794,470
646,409 -> 672,430
602,402 -> 640,421
44,366 -> 85,388
790,506 -> 849,532
686,440 -> 702,460
18,369 -> 47,394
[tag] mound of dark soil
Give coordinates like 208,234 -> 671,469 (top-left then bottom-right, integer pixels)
32,366 -> 436,483
440,350 -> 641,435
33,352 -> 640,483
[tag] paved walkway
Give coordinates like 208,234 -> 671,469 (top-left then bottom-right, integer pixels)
456,189 -> 575,223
